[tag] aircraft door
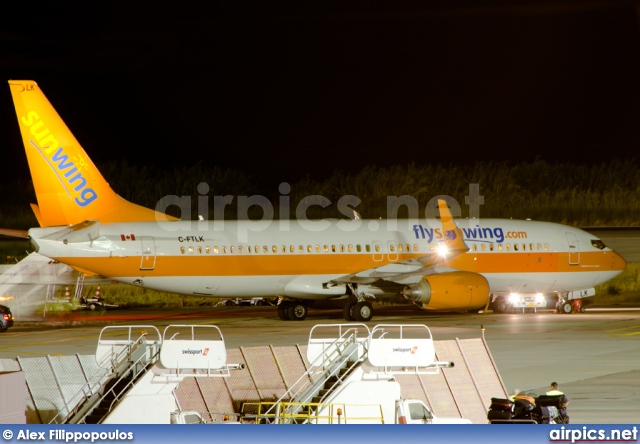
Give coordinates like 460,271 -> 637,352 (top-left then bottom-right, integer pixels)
140,236 -> 157,270
565,232 -> 580,265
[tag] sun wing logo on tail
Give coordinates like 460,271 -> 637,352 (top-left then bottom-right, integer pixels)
21,111 -> 98,207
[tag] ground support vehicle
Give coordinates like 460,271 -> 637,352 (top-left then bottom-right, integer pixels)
0,304 -> 14,332
488,394 -> 568,424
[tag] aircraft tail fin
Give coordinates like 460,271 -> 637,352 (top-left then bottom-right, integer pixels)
8,80 -> 176,227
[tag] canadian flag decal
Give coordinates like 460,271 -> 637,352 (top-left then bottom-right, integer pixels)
120,234 -> 136,241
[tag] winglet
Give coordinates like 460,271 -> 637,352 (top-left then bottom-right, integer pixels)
9,80 -> 177,227
437,199 -> 468,257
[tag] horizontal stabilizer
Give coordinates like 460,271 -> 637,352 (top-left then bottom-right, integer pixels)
0,228 -> 29,239
38,220 -> 100,243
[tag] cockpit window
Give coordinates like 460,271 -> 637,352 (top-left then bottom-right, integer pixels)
591,239 -> 606,250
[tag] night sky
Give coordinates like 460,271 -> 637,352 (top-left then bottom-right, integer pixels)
2,2 -> 640,189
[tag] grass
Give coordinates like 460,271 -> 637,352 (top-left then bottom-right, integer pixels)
593,263 -> 640,306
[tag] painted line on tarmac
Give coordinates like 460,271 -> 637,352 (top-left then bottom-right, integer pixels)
607,325 -> 640,336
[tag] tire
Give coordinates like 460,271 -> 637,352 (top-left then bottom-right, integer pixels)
286,302 -> 308,321
89,303 -> 96,311
225,300 -> 234,306
561,302 -> 573,314
494,298 -> 509,314
343,301 -> 357,321
277,303 -> 290,320
352,301 -> 373,322
255,300 -> 264,306
0,325 -> 6,333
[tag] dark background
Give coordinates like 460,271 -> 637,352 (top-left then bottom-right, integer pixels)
2,1 -> 640,190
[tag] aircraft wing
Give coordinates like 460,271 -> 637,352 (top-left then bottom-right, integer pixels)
329,199 -> 468,285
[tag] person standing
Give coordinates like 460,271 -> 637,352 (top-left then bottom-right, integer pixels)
546,382 -> 569,423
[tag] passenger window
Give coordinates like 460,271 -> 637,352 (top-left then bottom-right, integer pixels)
180,246 -> 186,254
222,246 -> 227,254
214,246 -> 219,254
189,246 -> 194,254
366,244 -> 371,253
230,246 -> 235,253
263,245 -> 268,253
398,244 -> 403,252
413,244 -> 418,252
324,245 -> 329,252
307,245 -> 312,253
255,246 -> 260,253
529,243 -> 534,251
331,245 -> 336,253
356,245 -> 362,252
198,246 -> 202,254
316,245 -> 320,252
544,243 -> 550,251
430,244 -> 435,252
348,244 -> 353,252
375,244 -> 381,253
514,244 -> 519,251
272,246 -> 277,253
481,244 -> 486,251
537,243 -> 542,251
406,244 -> 410,252
340,245 -> 345,252
390,244 -> 395,252
299,245 -> 304,252
238,246 -> 243,253
489,244 -> 494,251
205,246 -> 210,254
506,244 -> 511,251
472,244 -> 477,251
498,244 -> 502,251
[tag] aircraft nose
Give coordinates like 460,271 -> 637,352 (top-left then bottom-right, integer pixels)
610,250 -> 627,273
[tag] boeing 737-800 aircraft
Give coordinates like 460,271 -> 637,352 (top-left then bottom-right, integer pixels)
5,80 -> 627,321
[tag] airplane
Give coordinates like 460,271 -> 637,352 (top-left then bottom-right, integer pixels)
4,80 -> 627,322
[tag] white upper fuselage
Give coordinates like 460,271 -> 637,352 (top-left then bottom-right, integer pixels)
29,217 -> 626,300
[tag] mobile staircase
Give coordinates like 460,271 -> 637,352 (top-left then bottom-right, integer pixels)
55,324 -> 242,424
242,323 -> 453,424
47,326 -> 163,424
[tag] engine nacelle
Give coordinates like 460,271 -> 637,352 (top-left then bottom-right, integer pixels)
403,271 -> 490,310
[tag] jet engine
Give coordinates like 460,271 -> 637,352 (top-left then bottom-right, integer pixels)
402,271 -> 490,310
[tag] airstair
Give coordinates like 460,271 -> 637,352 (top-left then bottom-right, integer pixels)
242,324 -> 370,422
49,326 -> 162,424
242,324 -> 455,424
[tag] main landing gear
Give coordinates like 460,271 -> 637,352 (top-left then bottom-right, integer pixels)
277,301 -> 308,321
342,300 -> 373,322
276,298 -> 375,322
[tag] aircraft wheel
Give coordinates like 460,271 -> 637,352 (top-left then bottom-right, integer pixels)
286,302 -> 308,321
89,303 -> 96,311
561,302 -> 573,314
277,302 -> 290,320
0,326 -> 6,333
225,300 -> 234,306
494,298 -> 509,314
352,301 -> 373,322
343,301 -> 357,321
